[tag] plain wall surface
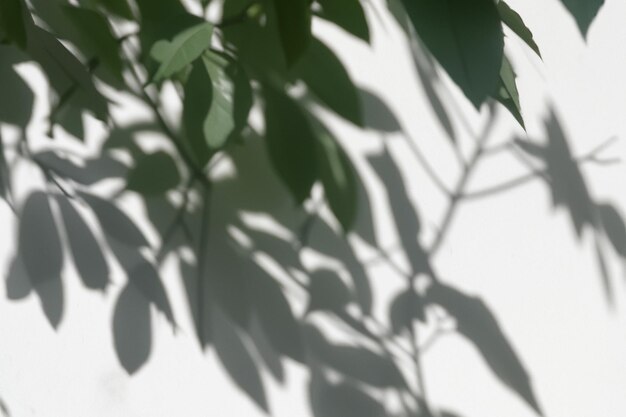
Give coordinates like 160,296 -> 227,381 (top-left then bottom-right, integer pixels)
1,0 -> 626,416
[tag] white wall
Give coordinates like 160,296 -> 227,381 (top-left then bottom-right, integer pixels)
1,0 -> 625,416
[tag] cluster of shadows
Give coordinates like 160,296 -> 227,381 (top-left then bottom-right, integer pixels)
2,42 -> 626,417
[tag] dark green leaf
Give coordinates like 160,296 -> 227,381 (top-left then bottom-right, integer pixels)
151,22 -> 214,82
273,0 -> 312,66
402,0 -> 504,107
559,0 -> 605,38
127,151 -> 181,195
597,203 -> 626,258
183,58 -> 213,166
427,283 -> 543,415
263,85 -> 318,203
294,40 -> 363,126
61,6 -> 124,82
498,1 -> 541,58
82,0 -> 134,20
0,0 -> 27,48
317,0 -> 370,42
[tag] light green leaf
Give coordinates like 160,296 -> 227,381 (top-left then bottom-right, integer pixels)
273,0 -> 312,66
311,120 -> 358,231
62,6 -> 124,82
0,0 -> 27,48
496,56 -> 525,129
127,151 -> 181,195
560,0 -> 605,38
151,22 -> 214,82
498,1 -> 541,58
294,40 -> 363,126
317,0 -> 370,42
263,84 -> 318,204
402,0 -> 504,107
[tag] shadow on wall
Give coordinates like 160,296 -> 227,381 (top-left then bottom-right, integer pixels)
2,50 -> 626,417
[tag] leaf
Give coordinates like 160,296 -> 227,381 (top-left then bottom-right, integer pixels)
559,0 -> 605,38
18,191 -> 65,328
390,289 -> 425,334
597,203 -> 626,258
496,56 -> 525,129
0,46 -> 34,127
309,373 -> 386,417
427,283 -> 543,415
26,25 -> 109,121
113,282 -> 152,374
182,58 -> 213,166
263,84 -> 318,204
33,150 -> 128,185
84,0 -> 134,20
248,316 -> 285,382
311,121 -> 358,231
127,151 -> 181,195
402,0 -> 504,107
61,6 -> 124,82
56,197 -> 109,291
150,22 -> 214,82
0,0 -> 27,48
213,307 -> 268,411
317,0 -> 370,42
497,1 -> 541,58
80,192 -> 149,247
273,0 -> 312,66
250,269 -> 305,363
358,88 -> 402,133
294,40 -> 363,126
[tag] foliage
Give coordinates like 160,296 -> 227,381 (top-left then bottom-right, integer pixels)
0,0 -> 618,416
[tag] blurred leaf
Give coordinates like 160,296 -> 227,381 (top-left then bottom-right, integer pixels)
0,46 -> 34,127
390,289 -> 425,334
213,306 -> 268,411
305,325 -> 404,388
427,283 -> 542,415
113,282 -> 152,374
307,268 -> 352,313
56,197 -> 109,291
61,5 -> 124,82
358,88 -> 401,133
498,1 -> 541,58
402,0 -> 504,107
496,56 -> 525,129
151,22 -> 214,82
317,0 -> 370,42
294,40 -> 363,126
309,371 -> 386,417
6,255 -> 33,301
559,0 -> 605,38
597,203 -> 626,258
250,268 -> 305,362
18,191 -> 64,328
127,151 -> 181,195
263,84 -> 318,204
33,150 -> 127,185
248,316 -> 285,382
273,0 -> 312,66
312,121 -> 358,231
0,0 -> 27,48
81,0 -> 134,20
80,192 -> 149,247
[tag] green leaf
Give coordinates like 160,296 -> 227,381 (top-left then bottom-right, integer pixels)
0,0 -> 27,48
273,0 -> 312,66
263,84 -> 318,204
402,0 -> 504,107
26,25 -> 109,121
82,0 -> 134,20
62,6 -> 124,82
496,56 -> 525,129
127,151 -> 181,195
182,58 -> 213,166
294,40 -> 363,126
317,0 -> 370,42
311,121 -> 358,231
427,283 -> 543,415
559,0 -> 605,38
151,22 -> 214,82
497,1 -> 541,58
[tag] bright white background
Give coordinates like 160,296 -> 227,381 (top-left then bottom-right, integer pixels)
1,0 -> 626,416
